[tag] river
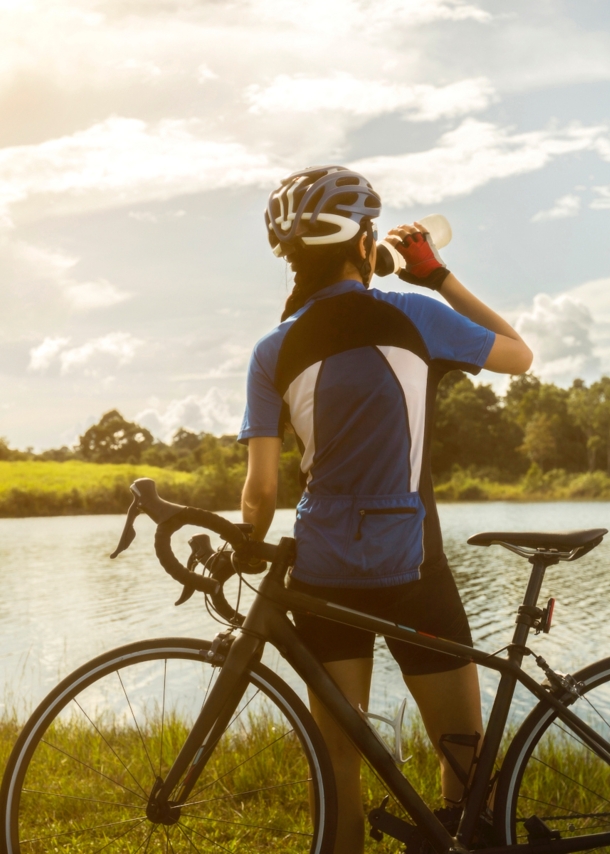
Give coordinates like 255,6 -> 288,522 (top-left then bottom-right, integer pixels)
1,502 -> 609,723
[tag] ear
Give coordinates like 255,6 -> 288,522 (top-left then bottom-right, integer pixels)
357,231 -> 367,259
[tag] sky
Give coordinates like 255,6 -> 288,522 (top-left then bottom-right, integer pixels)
1,0 -> 609,449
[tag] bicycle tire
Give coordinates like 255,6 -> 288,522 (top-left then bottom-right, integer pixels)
0,637 -> 337,854
495,656 -> 610,849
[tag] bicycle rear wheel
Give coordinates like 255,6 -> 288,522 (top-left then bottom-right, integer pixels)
0,637 -> 337,854
495,657 -> 610,849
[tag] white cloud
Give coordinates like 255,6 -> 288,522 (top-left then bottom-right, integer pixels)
0,237 -> 131,335
137,388 -> 243,440
531,193 -> 581,222
246,75 -> 495,121
350,120 -> 610,207
591,186 -> 610,210
255,0 -> 491,30
28,336 -> 70,372
28,332 -> 143,375
516,293 -> 600,382
197,63 -> 218,83
128,208 -> 186,223
0,116 -> 282,225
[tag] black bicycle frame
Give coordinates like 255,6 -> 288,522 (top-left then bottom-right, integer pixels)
150,539 -> 610,854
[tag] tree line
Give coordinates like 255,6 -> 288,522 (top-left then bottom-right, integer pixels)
2,372 -> 610,509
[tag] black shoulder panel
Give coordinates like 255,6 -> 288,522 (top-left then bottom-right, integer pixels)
275,292 -> 430,396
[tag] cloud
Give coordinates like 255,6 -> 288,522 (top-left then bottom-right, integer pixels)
531,193 -> 581,222
516,293 -> 600,382
29,332 -> 143,375
255,0 -> 491,30
0,116 -> 282,225
246,75 -> 495,121
137,388 -> 243,440
350,120 -> 610,207
28,336 -> 70,372
591,186 -> 610,210
128,208 -> 186,223
197,63 -> 218,83
0,237 -> 131,336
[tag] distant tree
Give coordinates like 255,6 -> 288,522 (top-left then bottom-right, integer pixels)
519,413 -> 558,470
432,372 -> 524,478
78,410 -> 153,463
589,376 -> 610,475
568,379 -> 600,472
505,374 -> 586,472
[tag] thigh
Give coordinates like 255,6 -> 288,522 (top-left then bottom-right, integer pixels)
289,577 -> 377,663
383,558 -> 473,676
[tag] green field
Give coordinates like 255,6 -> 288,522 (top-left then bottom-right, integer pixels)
1,460 -> 610,517
0,461 -> 225,517
0,713 -> 606,851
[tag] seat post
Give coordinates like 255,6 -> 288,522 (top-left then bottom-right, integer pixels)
509,554 -> 549,659
459,553 -> 551,844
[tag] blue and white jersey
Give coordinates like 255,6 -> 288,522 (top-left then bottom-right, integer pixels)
238,280 -> 495,588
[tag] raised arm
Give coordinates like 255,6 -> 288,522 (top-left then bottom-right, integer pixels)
440,273 -> 532,374
385,223 -> 533,375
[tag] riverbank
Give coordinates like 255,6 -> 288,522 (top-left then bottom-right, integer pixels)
1,460 -> 610,517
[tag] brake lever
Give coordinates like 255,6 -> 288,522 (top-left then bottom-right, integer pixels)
109,496 -> 141,559
175,534 -> 216,606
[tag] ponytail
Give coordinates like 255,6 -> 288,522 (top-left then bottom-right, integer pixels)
280,221 -> 372,322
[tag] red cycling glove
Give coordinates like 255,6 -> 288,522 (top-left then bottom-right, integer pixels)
395,231 -> 450,291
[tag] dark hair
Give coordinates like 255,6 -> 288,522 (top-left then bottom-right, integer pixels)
280,221 -> 372,321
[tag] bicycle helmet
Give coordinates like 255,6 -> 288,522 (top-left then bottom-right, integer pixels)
265,165 -> 382,258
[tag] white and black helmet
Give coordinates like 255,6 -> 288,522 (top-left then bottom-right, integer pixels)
265,165 -> 382,258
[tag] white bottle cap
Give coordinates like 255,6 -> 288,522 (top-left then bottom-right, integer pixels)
418,214 -> 452,249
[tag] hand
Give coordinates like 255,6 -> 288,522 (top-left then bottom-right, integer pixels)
385,222 -> 450,291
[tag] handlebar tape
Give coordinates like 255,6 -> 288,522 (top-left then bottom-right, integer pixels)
155,507 -> 248,593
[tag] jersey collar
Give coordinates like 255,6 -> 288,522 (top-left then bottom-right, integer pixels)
304,279 -> 367,305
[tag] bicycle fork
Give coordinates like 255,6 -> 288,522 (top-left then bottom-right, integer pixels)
145,629 -> 263,825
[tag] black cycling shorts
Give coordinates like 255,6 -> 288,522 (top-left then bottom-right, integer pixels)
289,557 -> 472,676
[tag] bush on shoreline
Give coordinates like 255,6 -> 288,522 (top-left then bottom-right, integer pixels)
1,460 -> 610,519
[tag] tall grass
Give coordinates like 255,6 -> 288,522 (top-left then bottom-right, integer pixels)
2,710 -> 605,852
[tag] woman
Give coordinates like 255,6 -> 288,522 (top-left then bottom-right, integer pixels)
237,165 -> 532,853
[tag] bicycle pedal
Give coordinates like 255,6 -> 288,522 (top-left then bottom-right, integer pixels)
523,814 -> 561,842
368,796 -> 422,847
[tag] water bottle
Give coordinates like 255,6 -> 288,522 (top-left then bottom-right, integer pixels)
374,214 -> 452,277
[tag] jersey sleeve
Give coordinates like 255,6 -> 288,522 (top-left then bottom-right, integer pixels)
374,290 -> 495,372
237,341 -> 285,444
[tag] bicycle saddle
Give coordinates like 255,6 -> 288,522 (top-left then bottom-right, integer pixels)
468,528 -> 607,560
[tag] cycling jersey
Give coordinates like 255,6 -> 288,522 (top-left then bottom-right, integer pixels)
238,279 -> 495,587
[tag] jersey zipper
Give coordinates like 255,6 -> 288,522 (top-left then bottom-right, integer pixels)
354,506 -> 417,540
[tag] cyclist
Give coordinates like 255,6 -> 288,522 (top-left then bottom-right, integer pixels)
237,165 -> 532,853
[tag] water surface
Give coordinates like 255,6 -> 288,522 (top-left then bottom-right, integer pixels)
1,503 -> 609,723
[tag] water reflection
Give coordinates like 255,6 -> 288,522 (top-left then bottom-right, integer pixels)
0,503 -> 608,724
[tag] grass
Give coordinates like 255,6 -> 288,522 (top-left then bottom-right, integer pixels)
1,461 -> 610,518
1,710 -> 607,852
0,461 -> 201,517
0,712 -> 438,853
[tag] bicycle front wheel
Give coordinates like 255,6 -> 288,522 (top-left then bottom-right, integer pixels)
1,637 -> 337,854
495,657 -> 610,848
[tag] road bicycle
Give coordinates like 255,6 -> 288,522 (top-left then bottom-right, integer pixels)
1,477 -> 610,853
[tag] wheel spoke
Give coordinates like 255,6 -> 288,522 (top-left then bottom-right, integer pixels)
530,753 -> 610,807
40,738 -> 146,802
21,815 -> 144,844
72,696 -> 148,797
116,670 -> 157,779
7,641 -> 331,853
21,788 -> 144,810
189,727 -> 294,801
179,811 -> 313,837
159,658 -> 167,778
182,777 -> 311,807
89,817 -> 148,853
